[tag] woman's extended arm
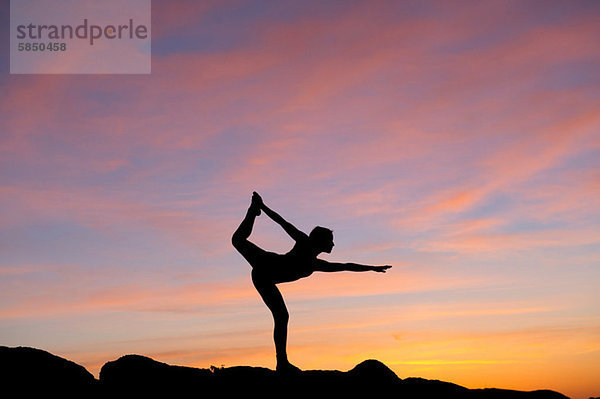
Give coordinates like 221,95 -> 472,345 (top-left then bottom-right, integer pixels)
313,259 -> 392,273
254,192 -> 308,242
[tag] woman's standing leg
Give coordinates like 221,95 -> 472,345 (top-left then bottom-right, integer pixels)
252,270 -> 299,372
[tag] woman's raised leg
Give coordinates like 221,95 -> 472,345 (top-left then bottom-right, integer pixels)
232,195 -> 262,261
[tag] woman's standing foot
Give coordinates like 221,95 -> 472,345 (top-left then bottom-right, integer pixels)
276,360 -> 302,374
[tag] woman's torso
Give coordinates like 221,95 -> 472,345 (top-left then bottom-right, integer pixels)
260,239 -> 315,284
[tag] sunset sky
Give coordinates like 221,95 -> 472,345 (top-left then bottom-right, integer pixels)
1,1 -> 599,398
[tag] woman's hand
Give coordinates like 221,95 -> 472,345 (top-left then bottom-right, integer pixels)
372,265 -> 392,273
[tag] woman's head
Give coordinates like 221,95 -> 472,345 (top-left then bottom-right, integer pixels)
309,226 -> 334,253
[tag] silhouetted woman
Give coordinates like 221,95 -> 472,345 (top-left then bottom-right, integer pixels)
232,192 -> 391,373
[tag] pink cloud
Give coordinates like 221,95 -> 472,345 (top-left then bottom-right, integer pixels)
0,184 -> 237,255
152,0 -> 231,39
416,227 -> 600,254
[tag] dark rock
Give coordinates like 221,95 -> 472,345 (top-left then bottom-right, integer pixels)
348,359 -> 400,382
0,346 -> 98,397
99,354 -> 212,395
1,346 -> 571,399
401,376 -> 471,397
470,388 -> 571,398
